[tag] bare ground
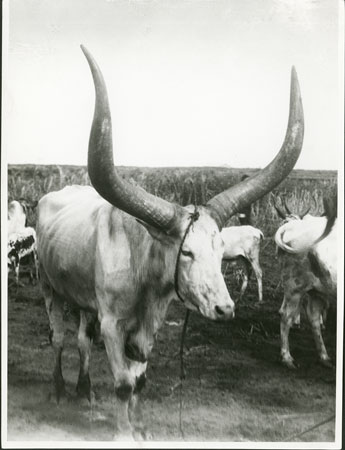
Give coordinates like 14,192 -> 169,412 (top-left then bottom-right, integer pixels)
6,241 -> 337,443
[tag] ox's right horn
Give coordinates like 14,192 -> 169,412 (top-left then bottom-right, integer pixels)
299,205 -> 311,219
206,67 -> 304,229
81,45 -> 181,232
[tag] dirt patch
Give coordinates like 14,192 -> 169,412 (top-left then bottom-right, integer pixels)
6,244 -> 337,443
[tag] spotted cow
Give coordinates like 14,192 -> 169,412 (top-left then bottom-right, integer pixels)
8,227 -> 39,285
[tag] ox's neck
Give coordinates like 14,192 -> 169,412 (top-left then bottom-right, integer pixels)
125,224 -> 179,361
136,231 -> 177,319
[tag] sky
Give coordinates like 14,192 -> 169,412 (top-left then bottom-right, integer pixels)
3,0 -> 343,169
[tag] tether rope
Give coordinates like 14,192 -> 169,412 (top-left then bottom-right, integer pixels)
173,202 -> 199,438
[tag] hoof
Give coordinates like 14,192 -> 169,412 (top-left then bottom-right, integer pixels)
133,428 -> 152,441
76,374 -> 93,402
282,359 -> 298,370
75,390 -> 96,407
319,358 -> 333,369
113,431 -> 135,442
47,389 -> 69,405
255,300 -> 265,306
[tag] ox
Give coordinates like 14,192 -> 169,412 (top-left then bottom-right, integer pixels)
274,196 -> 337,369
221,225 -> 264,303
36,45 -> 304,439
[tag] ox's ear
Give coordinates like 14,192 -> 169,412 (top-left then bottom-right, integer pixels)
136,219 -> 170,242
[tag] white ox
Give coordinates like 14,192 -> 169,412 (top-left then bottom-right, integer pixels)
221,226 -> 264,303
274,197 -> 337,368
36,45 -> 304,440
8,200 -> 27,235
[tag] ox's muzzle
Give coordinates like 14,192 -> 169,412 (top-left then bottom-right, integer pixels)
214,303 -> 235,321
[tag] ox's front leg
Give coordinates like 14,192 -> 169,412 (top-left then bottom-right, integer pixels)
76,311 -> 97,402
100,315 -> 136,440
128,364 -> 150,440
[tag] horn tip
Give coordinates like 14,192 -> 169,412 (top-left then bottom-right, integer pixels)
290,66 -> 299,84
80,44 -> 88,55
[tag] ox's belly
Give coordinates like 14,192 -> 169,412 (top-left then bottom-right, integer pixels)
38,229 -> 99,311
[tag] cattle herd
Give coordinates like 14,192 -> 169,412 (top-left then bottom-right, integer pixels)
7,46 -> 338,441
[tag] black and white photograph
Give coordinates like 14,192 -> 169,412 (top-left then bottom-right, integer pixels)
2,0 -> 344,447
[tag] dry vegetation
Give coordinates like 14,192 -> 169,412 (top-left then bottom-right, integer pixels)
7,164 -> 337,236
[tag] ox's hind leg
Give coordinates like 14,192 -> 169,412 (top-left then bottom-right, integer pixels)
305,293 -> 332,367
248,257 -> 263,303
41,275 -> 66,402
76,311 -> 97,402
279,290 -> 303,369
30,249 -> 39,285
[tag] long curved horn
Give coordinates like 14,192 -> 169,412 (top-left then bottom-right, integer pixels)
81,45 -> 180,232
206,67 -> 304,229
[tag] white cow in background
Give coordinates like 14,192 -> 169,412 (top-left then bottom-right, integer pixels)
221,226 -> 264,303
8,200 -> 27,235
274,195 -> 337,368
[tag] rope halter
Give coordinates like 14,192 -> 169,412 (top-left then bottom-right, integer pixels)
174,206 -> 200,305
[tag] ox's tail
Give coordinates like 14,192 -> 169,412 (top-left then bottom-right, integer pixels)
274,225 -> 297,254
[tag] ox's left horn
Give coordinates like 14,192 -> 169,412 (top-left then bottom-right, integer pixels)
206,67 -> 304,229
81,45 -> 181,232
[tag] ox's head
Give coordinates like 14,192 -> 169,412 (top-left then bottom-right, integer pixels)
81,45 -> 304,322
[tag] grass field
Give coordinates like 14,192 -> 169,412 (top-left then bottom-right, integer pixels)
6,164 -> 338,443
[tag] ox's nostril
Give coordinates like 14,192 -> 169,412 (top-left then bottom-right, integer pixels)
215,305 -> 225,316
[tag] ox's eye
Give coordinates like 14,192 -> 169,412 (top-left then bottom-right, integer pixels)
181,249 -> 193,258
